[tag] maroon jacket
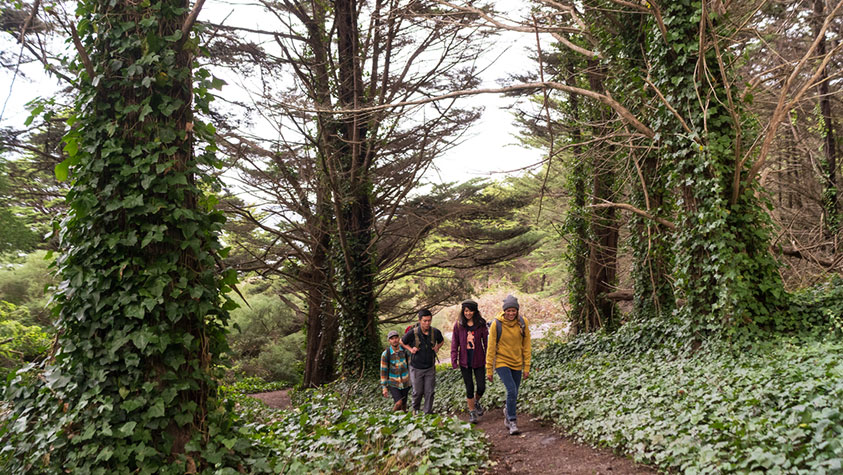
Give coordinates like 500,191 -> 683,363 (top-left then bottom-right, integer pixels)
450,319 -> 489,369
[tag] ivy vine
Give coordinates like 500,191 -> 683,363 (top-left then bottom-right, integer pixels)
1,1 -> 268,472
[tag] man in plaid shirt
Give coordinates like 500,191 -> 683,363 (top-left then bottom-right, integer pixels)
380,330 -> 411,411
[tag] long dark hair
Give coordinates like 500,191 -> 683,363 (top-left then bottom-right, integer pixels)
459,303 -> 485,328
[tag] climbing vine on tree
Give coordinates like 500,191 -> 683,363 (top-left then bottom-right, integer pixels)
1,0 -> 268,472
647,1 -> 787,333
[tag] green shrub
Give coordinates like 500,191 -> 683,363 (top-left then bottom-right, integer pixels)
514,335 -> 843,473
226,286 -> 305,385
0,251 -> 55,327
0,301 -> 50,378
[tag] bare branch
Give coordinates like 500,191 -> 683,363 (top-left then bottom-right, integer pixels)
19,0 -> 42,43
181,0 -> 206,40
282,81 -> 655,138
741,0 -> 843,202
588,202 -> 676,230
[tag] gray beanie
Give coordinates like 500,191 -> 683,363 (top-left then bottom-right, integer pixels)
502,294 -> 519,311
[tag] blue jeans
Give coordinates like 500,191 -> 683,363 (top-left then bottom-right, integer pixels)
496,367 -> 522,421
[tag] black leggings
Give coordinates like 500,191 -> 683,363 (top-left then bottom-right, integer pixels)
460,366 -> 485,399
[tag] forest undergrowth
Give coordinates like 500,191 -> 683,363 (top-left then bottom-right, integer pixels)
222,276 -> 843,474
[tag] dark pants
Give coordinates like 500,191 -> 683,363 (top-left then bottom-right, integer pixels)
411,366 -> 436,413
388,386 -> 411,404
459,366 -> 485,400
496,366 -> 522,422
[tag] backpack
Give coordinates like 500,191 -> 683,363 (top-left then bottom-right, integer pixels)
408,324 -> 440,364
489,316 -> 526,344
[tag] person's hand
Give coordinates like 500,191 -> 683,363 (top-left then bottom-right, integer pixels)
487,374 -> 493,382
382,387 -> 388,397
524,370 -> 530,380
410,347 -> 418,354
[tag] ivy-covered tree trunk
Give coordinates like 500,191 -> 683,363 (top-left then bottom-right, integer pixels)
565,62 -> 590,335
3,1 -> 257,472
629,150 -> 675,319
332,0 -> 381,373
651,0 -> 786,331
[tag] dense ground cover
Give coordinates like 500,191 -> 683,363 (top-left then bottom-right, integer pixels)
428,278 -> 843,473
222,379 -> 489,474
522,335 -> 843,474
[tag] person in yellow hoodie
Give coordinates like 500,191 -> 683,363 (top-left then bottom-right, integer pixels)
486,294 -> 531,435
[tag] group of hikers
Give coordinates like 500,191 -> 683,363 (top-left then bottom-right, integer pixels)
379,295 -> 532,435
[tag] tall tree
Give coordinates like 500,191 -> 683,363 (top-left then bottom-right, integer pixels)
3,0 -> 260,471
208,0 -> 531,379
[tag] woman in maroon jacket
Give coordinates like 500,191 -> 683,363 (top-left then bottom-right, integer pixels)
450,299 -> 489,423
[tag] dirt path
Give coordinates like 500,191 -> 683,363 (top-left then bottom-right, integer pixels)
249,389 -> 291,410
464,406 -> 657,474
250,390 -> 657,474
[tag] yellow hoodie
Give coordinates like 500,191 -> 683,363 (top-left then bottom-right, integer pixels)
485,313 -> 531,377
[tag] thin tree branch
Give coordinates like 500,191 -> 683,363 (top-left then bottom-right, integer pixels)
283,81 -> 655,138
179,0 -> 207,45
588,202 -> 676,230
19,0 -> 42,43
741,0 -> 843,202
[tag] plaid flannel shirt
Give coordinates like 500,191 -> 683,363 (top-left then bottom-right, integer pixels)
380,346 -> 411,389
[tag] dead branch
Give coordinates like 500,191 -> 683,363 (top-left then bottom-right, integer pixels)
779,246 -> 841,270
177,0 -> 207,49
740,0 -> 843,204
588,202 -> 676,230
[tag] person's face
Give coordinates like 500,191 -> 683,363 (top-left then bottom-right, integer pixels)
463,307 -> 475,320
419,315 -> 432,331
504,308 -> 518,320
389,335 -> 400,347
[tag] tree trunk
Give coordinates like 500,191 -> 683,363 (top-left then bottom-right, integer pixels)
585,62 -> 618,331
566,61 -> 590,335
333,0 -> 381,374
8,0 -> 243,470
814,0 -> 840,248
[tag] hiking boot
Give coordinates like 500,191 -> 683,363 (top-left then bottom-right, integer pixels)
508,421 -> 520,435
469,410 -> 478,424
475,401 -> 484,416
392,400 -> 404,411
502,407 -> 511,429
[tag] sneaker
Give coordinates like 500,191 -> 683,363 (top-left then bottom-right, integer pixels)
469,410 -> 478,424
508,421 -> 520,435
475,401 -> 484,416
503,407 -> 511,429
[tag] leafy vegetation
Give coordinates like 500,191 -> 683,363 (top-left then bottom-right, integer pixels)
0,301 -> 50,379
224,283 -> 305,385
519,334 -> 843,473
220,378 -> 490,474
0,251 -> 55,326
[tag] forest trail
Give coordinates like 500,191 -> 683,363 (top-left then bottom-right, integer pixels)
250,390 -> 657,474
249,389 -> 292,410
464,406 -> 657,474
